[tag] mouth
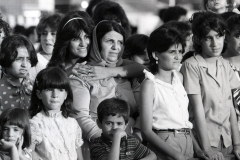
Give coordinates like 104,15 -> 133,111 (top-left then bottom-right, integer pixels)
45,43 -> 53,47
19,69 -> 27,73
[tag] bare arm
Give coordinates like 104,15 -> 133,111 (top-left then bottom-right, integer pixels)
76,147 -> 84,160
140,80 -> 186,160
140,151 -> 157,160
188,94 -> 224,160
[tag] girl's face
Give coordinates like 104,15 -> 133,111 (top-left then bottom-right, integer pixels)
132,49 -> 150,66
207,0 -> 227,13
0,28 -> 5,45
156,43 -> 183,71
69,30 -> 90,59
2,124 -> 23,145
37,88 -> 67,113
6,47 -> 31,81
40,26 -> 56,55
100,31 -> 123,63
201,30 -> 225,58
226,28 -> 240,56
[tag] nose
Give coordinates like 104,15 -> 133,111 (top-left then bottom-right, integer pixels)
112,123 -> 118,130
8,129 -> 14,137
211,38 -> 217,47
79,37 -> 86,47
111,42 -> 120,50
21,58 -> 28,67
52,89 -> 58,98
46,33 -> 52,40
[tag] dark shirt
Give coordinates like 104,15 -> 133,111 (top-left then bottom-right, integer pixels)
90,134 -> 150,160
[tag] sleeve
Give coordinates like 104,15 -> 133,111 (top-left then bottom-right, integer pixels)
30,119 -> 43,145
69,76 -> 102,141
74,119 -> 84,148
90,140 -> 108,160
227,62 -> 240,89
133,137 -> 150,159
180,61 -> 201,94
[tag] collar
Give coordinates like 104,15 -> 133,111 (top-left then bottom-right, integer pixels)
194,53 -> 223,68
42,111 -> 63,118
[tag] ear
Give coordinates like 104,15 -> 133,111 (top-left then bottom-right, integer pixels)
123,123 -> 128,130
152,52 -> 158,61
36,90 -> 42,99
96,119 -> 102,129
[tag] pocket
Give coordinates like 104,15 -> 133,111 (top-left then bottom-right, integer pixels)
157,132 -> 171,142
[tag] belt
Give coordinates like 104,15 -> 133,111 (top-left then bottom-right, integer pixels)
153,128 -> 191,134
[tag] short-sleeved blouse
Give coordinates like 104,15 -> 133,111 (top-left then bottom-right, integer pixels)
0,73 -> 32,114
144,70 -> 192,130
180,54 -> 240,147
30,111 -> 83,160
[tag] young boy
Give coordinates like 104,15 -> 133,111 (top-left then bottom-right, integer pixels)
90,98 -> 156,160
0,34 -> 38,114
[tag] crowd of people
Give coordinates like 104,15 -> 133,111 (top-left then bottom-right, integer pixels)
0,0 -> 240,160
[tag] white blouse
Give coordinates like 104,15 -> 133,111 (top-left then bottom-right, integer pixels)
144,70 -> 192,130
30,111 -> 83,160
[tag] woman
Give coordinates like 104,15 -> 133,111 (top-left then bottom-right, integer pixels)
69,20 -> 138,160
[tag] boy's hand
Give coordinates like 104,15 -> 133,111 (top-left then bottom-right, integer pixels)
111,128 -> 127,140
203,149 -> 224,160
0,139 -> 16,151
233,145 -> 240,159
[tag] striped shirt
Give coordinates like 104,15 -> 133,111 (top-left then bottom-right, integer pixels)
90,135 -> 150,160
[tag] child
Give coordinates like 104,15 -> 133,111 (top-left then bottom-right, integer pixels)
202,0 -> 238,13
0,34 -> 38,114
28,67 -> 83,160
181,12 -> 240,159
140,22 -> 205,160
0,108 -> 32,160
90,98 -> 157,160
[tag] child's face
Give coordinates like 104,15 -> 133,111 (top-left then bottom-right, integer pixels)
156,43 -> 183,71
132,49 -> 150,66
5,47 -> 31,80
201,30 -> 225,58
207,0 -> 227,12
40,26 -> 56,55
69,30 -> 90,59
37,88 -> 67,113
0,28 -> 5,45
2,124 -> 23,145
226,28 -> 240,56
98,114 -> 127,140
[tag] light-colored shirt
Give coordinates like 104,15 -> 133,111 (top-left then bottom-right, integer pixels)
29,53 -> 48,82
144,70 -> 192,130
69,76 -> 137,141
180,54 -> 240,147
30,111 -> 83,160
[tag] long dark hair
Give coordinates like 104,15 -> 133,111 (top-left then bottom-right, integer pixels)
29,67 -> 78,118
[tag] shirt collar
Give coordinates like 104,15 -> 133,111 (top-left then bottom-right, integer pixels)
194,53 -> 223,68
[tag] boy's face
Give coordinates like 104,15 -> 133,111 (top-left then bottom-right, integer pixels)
5,47 -> 31,81
40,26 -> 56,55
226,28 -> 240,56
2,124 -> 23,145
98,114 -> 127,140
201,30 -> 225,58
132,49 -> 150,66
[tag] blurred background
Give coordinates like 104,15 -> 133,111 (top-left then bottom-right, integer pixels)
0,0 -> 202,35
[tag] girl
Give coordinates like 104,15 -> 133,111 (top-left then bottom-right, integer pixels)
140,22 -> 204,160
29,12 -> 63,82
0,108 -> 32,160
181,12 -> 240,160
223,14 -> 240,131
28,67 -> 83,160
0,34 -> 38,113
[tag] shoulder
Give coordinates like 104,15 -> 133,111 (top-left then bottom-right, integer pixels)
69,75 -> 90,88
182,56 -> 198,66
141,79 -> 154,92
30,112 -> 44,125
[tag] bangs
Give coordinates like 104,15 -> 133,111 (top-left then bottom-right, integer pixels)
64,20 -> 91,39
39,69 -> 70,90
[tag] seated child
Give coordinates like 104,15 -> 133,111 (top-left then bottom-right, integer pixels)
90,98 -> 157,160
0,108 -> 31,160
0,34 -> 38,114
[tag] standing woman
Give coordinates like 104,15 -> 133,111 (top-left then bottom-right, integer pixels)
29,12 -> 63,81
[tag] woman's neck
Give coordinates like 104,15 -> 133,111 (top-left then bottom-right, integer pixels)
65,58 -> 80,69
40,51 -> 52,61
156,69 -> 173,84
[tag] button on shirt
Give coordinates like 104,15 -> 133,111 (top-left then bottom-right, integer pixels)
180,54 -> 240,147
0,73 -> 32,114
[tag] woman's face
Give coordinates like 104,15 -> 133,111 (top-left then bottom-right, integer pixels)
201,30 -> 225,58
226,28 -> 240,56
40,26 -> 56,55
100,31 -> 123,63
156,43 -> 183,71
0,28 -> 5,45
69,30 -> 90,59
207,0 -> 227,13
